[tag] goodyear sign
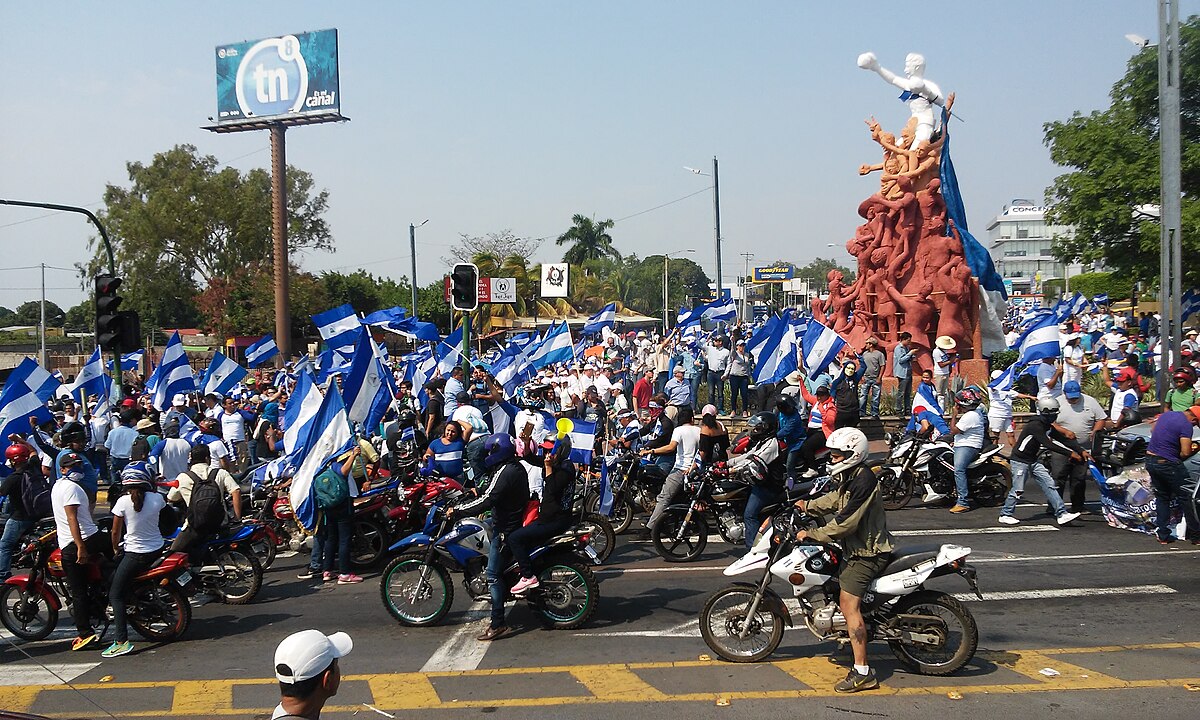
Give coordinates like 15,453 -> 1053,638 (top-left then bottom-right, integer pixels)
215,29 -> 340,124
753,266 -> 795,283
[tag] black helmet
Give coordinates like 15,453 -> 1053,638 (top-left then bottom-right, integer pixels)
59,421 -> 86,444
746,412 -> 779,442
397,408 -> 417,428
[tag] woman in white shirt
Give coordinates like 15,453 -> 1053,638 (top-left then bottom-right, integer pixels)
104,462 -> 166,658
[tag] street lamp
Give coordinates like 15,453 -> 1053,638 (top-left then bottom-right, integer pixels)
663,248 -> 696,332
740,251 -> 754,322
409,219 -> 429,317
684,157 -> 724,302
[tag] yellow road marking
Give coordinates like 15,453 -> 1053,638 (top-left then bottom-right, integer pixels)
11,641 -> 1200,716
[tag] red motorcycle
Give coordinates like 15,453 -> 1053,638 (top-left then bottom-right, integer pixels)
350,474 -> 466,568
0,531 -> 192,643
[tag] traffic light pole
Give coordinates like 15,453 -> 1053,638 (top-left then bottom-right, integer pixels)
461,310 -> 472,372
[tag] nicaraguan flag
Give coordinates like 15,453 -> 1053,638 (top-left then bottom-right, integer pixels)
583,303 -> 618,334
178,415 -> 205,445
245,335 -> 279,368
677,305 -> 692,327
1093,293 -> 1109,306
289,383 -> 355,532
556,417 -> 596,465
702,297 -> 737,324
913,380 -> 944,416
201,351 -> 249,397
1013,312 -> 1062,368
748,311 -> 796,384
149,332 -> 196,411
528,321 -> 574,370
436,325 -> 466,378
312,304 -> 361,351
988,365 -> 1015,392
1182,289 -> 1200,322
69,348 -> 108,399
282,371 -> 323,459
106,349 -> 144,373
343,329 -> 393,431
0,358 -> 61,471
597,458 -> 615,516
801,320 -> 846,375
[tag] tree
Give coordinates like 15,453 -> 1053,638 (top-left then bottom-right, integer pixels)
84,144 -> 333,329
793,258 -> 855,284
63,300 -> 93,331
13,300 -> 64,327
556,214 -> 620,265
0,307 -> 15,326
1043,16 -> 1200,288
195,262 -> 329,339
443,230 -> 542,267
1042,271 -> 1132,303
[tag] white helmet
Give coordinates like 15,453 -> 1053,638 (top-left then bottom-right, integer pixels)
826,427 -> 869,476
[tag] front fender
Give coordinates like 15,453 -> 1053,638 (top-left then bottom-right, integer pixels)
387,532 -> 432,553
729,581 -> 792,627
3,575 -> 62,610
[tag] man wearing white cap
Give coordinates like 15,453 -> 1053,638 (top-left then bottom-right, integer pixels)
272,629 -> 353,719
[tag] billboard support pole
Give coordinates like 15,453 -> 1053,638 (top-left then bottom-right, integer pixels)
270,124 -> 291,366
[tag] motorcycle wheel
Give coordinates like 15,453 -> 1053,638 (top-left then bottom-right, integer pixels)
128,584 -> 191,642
531,559 -> 598,630
0,584 -> 58,641
584,492 -> 635,535
250,534 -> 277,571
212,549 -> 263,605
350,518 -> 388,569
651,509 -> 709,563
699,586 -> 784,663
379,553 -> 454,626
887,590 -> 979,675
875,465 -> 914,511
974,465 -> 1012,508
576,513 -> 616,563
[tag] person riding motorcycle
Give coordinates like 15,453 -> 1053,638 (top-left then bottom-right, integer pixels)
729,412 -> 787,548
794,427 -> 895,693
447,435 -> 531,642
637,399 -> 676,475
104,462 -> 167,658
386,408 -> 428,472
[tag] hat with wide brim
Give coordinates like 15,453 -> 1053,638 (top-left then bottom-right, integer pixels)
935,336 -> 957,350
784,370 -> 803,386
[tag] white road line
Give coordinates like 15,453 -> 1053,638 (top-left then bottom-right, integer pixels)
954,584 -> 1176,602
893,525 -> 1057,536
0,627 -> 76,645
0,662 -> 99,686
598,565 -> 728,575
419,608 -> 492,673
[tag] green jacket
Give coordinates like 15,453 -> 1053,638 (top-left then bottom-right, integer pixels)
805,466 -> 895,558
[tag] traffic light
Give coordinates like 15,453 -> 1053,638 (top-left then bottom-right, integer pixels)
450,263 -> 479,311
94,275 -> 140,352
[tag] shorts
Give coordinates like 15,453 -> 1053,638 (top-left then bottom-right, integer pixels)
988,414 -> 1013,433
839,553 -> 891,598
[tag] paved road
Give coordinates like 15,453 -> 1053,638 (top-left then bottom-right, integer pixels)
2,497 -> 1198,719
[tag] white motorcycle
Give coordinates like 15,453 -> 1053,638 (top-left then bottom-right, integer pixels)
874,432 -> 1010,511
699,507 -> 981,674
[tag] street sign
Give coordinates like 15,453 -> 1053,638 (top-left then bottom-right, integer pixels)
489,277 -> 517,303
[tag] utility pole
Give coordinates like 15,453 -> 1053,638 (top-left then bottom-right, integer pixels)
1158,0 -> 1183,399
740,252 -> 754,322
712,156 -> 723,301
39,262 -> 46,367
270,125 -> 291,366
409,219 -> 428,318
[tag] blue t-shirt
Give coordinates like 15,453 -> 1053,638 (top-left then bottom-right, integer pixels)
1148,411 -> 1194,463
428,438 -> 465,478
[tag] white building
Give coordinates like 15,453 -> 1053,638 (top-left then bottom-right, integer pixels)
985,199 -> 1078,296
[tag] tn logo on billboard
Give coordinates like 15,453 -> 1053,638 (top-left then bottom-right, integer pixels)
235,35 -> 308,118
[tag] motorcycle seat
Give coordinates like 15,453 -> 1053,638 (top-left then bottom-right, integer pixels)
880,545 -> 942,575
969,447 -> 1002,468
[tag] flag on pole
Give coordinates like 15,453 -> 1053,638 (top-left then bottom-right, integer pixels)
69,348 -> 108,399
201,351 -> 249,397
244,335 -> 279,368
800,320 -> 846,375
583,303 -> 618,334
148,332 -> 196,411
747,311 -> 798,384
0,358 -> 61,471
281,371 -> 323,460
1093,293 -> 1109,306
528,321 -> 574,370
106,349 -> 144,373
1013,312 -> 1062,368
312,304 -> 360,366
343,329 -> 393,431
288,383 -> 355,532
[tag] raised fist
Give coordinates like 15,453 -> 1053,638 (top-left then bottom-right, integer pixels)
857,52 -> 879,71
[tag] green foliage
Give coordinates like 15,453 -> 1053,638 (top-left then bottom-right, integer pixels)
0,330 -> 76,347
556,214 -> 620,265
12,300 -> 64,327
794,257 -> 856,284
63,300 -> 93,332
0,306 -> 14,326
1042,272 -> 1131,303
320,270 -> 410,315
1043,16 -> 1200,286
990,350 -> 1018,371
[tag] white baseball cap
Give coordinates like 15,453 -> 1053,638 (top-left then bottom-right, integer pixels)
274,630 -> 353,683
172,393 -> 187,407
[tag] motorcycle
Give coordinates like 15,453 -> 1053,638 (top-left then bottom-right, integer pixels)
650,462 -> 750,562
175,523 -> 264,605
0,530 -> 192,643
379,502 -> 600,629
583,452 -> 668,535
699,506 -> 982,672
350,472 -> 468,568
875,433 -> 1011,510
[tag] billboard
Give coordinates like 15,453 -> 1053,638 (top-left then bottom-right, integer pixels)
215,29 -> 340,124
541,263 -> 570,298
753,265 -> 795,282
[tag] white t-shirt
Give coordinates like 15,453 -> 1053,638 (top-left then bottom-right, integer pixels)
670,424 -> 702,472
1110,388 -> 1140,422
451,405 -> 490,438
1062,346 -> 1084,383
1036,362 -> 1062,399
52,479 -> 98,547
988,387 -> 1016,417
953,409 -> 986,449
705,346 -> 731,373
513,409 -> 549,444
218,409 -> 249,442
156,438 -> 193,481
112,492 -> 166,554
933,348 -> 952,376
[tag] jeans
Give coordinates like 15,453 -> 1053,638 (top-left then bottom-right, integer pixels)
655,372 -> 668,394
799,432 -> 827,472
485,537 -> 511,628
648,469 -> 686,529
859,379 -> 881,417
464,435 -> 489,487
248,439 -> 259,465
743,485 -> 781,548
110,550 -> 158,643
60,532 -> 113,637
317,502 -> 353,575
687,374 -> 702,409
1145,455 -> 1200,542
728,375 -> 751,414
952,446 -> 980,506
109,456 -> 130,483
507,517 -> 571,577
934,375 -> 951,412
707,371 -> 726,413
785,449 -> 804,483
1050,453 -> 1089,512
895,375 -> 912,415
0,517 -> 34,579
1002,460 -> 1066,518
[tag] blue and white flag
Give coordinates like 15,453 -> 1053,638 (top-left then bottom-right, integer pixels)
988,365 -> 1015,392
528,321 -> 574,370
69,348 -> 108,399
1054,292 -> 1093,322
677,305 -> 692,327
583,303 -> 617,334
485,400 -> 521,436
201,351 -> 249,398
747,311 -> 797,384
106,349 -> 144,373
312,304 -> 360,366
0,358 -> 61,471
289,383 -> 355,532
282,371 -> 323,459
800,320 -> 846,376
702,297 -> 737,324
1182,289 -> 1200,322
913,381 -> 944,416
244,335 -> 279,368
343,329 -> 394,431
597,459 -> 615,516
435,325 -> 466,378
292,354 -> 314,377
1013,312 -> 1062,368
363,306 -> 441,341
1093,293 -> 1110,306
148,332 -> 196,411
178,415 -> 204,445
561,418 -> 596,465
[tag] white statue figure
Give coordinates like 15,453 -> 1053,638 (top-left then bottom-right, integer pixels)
857,52 -> 945,149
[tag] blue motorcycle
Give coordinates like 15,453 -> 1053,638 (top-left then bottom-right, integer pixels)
165,523 -> 263,605
379,502 -> 600,629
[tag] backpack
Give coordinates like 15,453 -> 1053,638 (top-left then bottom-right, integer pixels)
313,467 -> 349,510
185,469 -> 226,534
158,501 -> 182,537
20,469 -> 53,519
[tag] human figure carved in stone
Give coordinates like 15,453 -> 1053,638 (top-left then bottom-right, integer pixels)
857,52 -> 946,148
935,258 -> 975,352
884,278 -> 936,372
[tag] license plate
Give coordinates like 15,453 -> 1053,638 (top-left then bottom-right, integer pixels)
176,571 -> 193,586
584,546 -> 600,564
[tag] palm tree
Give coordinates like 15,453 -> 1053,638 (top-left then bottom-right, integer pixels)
556,214 -> 620,266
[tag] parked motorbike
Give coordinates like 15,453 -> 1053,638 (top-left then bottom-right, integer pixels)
583,452 -> 668,535
350,473 -> 467,568
176,524 -> 264,605
0,530 -> 192,643
379,502 -> 600,629
699,506 -> 982,671
875,433 -> 1011,510
650,462 -> 750,562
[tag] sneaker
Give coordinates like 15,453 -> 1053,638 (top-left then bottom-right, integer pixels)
997,515 -> 1020,525
297,568 -> 318,580
1158,536 -> 1175,545
1056,511 -> 1082,526
510,575 -> 540,595
949,504 -> 971,514
833,668 -> 879,693
72,633 -> 101,652
476,625 -> 510,642
800,468 -> 819,479
337,573 -> 364,585
322,571 -> 334,582
101,641 -> 134,658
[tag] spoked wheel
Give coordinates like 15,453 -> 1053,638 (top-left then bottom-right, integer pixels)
531,560 -> 598,630
974,466 -> 1012,508
887,591 -> 979,675
585,493 -> 635,535
651,509 -> 708,563
0,585 -> 58,641
575,513 -> 616,563
379,553 -> 454,626
700,586 -> 784,663
350,518 -> 388,569
211,550 -> 263,605
875,466 -> 915,511
128,584 -> 191,642
250,535 -> 277,570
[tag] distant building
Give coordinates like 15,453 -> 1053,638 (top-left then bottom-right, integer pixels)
985,199 -> 1078,296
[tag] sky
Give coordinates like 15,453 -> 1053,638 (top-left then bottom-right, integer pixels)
0,1 -> 1188,314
